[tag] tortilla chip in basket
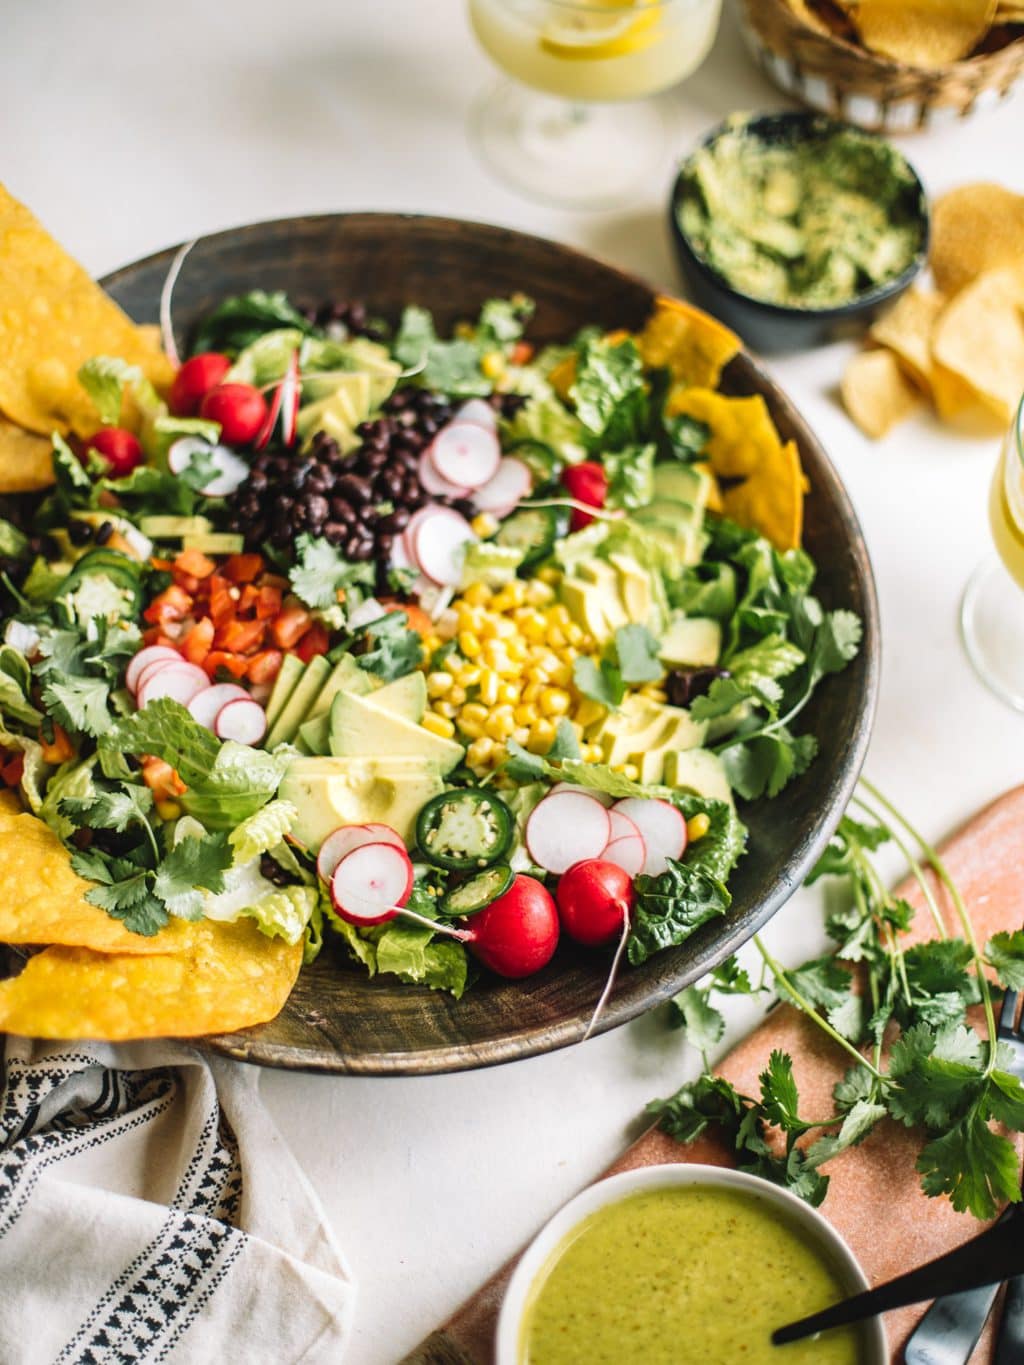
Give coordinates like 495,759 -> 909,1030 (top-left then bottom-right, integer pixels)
853,0 -> 996,67
0,919 -> 302,1041
0,184 -> 173,439
638,297 -> 741,390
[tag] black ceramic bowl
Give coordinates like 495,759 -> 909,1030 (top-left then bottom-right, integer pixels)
668,112 -> 930,354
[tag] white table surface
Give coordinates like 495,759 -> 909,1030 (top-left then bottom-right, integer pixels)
5,3 -> 1024,1360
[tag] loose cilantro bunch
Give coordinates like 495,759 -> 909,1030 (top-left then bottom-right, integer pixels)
648,779 -> 1024,1219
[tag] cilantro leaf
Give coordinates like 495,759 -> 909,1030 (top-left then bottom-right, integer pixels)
289,534 -> 375,610
888,1024 -> 984,1130
353,613 -> 425,682
60,783 -> 154,835
103,698 -> 221,787
711,956 -> 757,996
476,295 -> 534,351
667,985 -> 726,1058
805,1099 -> 888,1170
719,729 -> 818,801
759,1050 -> 805,1133
614,624 -> 663,684
647,1073 -> 746,1144
42,676 -> 112,738
917,1103 -> 1022,1220
153,832 -> 232,919
986,931 -> 1024,990
71,852 -> 168,937
572,655 -> 625,708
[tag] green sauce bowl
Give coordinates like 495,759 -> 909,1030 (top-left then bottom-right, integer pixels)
668,111 -> 929,354
496,1163 -> 887,1365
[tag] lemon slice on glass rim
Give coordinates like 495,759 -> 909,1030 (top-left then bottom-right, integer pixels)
539,0 -> 661,60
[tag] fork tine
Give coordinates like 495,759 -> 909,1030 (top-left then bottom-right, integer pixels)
998,988 -> 1020,1039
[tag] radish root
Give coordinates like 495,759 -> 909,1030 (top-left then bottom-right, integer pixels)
582,906 -> 631,1041
159,238 -> 197,368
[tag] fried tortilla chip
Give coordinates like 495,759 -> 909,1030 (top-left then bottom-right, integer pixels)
721,439 -> 804,552
0,184 -> 174,439
666,387 -> 784,479
0,793 -> 190,954
930,183 -> 1024,296
868,287 -> 945,396
638,297 -> 741,390
841,349 -> 923,439
931,267 -> 1024,425
853,0 -> 996,66
0,414 -> 54,492
0,919 -> 302,1040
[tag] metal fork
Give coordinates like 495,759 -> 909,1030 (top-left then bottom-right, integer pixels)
904,988 -> 1024,1365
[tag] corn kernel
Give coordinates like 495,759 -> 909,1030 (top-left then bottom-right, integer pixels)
422,634 -> 442,655
479,670 -> 501,706
519,613 -> 547,643
540,687 -> 571,716
463,582 -> 492,607
448,685 -> 468,707
538,566 -> 560,585
498,681 -> 520,705
471,512 -> 499,539
457,716 -> 485,740
481,350 -> 505,379
485,705 -> 516,740
432,701 -> 457,720
527,717 -> 557,752
574,699 -> 606,729
545,626 -> 567,650
548,604 -> 571,628
514,703 -> 536,727
490,588 -> 514,613
582,743 -> 604,763
641,684 -> 667,703
460,702 -> 489,727
687,813 -> 711,843
426,671 -> 454,698
622,764 -> 640,781
458,630 -> 482,658
505,638 -> 528,664
466,736 -> 495,767
549,661 -> 573,688
156,800 -> 182,822
422,712 -> 456,739
564,623 -> 585,647
493,617 -> 517,640
455,664 -> 482,688
526,579 -> 556,605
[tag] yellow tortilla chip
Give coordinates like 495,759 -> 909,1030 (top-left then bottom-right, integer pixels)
930,183 -> 1024,297
0,414 -> 54,492
667,387 -> 785,479
854,0 -> 996,66
0,793 -> 190,954
868,287 -> 945,396
638,296 -> 742,390
721,440 -> 804,552
0,920 -> 302,1040
841,349 -> 923,439
0,184 -> 174,439
931,267 -> 1024,425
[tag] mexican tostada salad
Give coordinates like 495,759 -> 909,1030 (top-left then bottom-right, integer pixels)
0,189 -> 860,1040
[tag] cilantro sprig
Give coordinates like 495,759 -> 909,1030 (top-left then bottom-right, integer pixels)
649,779 -> 1024,1220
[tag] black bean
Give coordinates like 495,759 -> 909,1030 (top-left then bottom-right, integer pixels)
336,473 -> 370,504
67,520 -> 93,546
94,521 -> 115,546
343,534 -> 364,559
323,521 -> 346,544
305,494 -> 329,525
379,508 -> 409,534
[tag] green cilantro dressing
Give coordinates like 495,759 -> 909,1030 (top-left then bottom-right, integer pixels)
677,118 -> 923,309
520,1186 -> 864,1364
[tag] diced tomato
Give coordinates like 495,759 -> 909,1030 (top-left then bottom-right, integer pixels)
141,756 -> 187,800
260,573 -> 289,591
237,584 -> 260,615
174,573 -> 201,596
173,547 -> 217,580
246,649 -> 283,685
1,752 -> 24,787
203,651 -> 251,681
510,341 -> 534,366
215,618 -> 266,654
149,557 -> 176,573
206,576 -> 236,627
222,554 -> 264,584
296,623 -> 330,662
39,723 -> 74,765
380,600 -> 434,637
142,626 -> 180,648
180,616 -> 215,665
270,604 -> 313,650
255,585 -> 283,620
143,583 -> 194,625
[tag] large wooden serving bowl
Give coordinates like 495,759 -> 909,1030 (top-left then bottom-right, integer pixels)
103,214 -> 879,1075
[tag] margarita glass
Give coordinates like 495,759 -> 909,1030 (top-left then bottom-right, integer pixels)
961,392 -> 1024,709
468,0 -> 722,208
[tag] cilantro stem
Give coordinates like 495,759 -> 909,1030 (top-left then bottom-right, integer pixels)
858,778 -> 998,1079
711,683 -> 812,755
851,792 -> 948,942
753,934 -> 883,1081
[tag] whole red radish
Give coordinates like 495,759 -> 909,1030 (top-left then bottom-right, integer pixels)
463,875 -> 559,979
557,859 -> 634,948
199,383 -> 268,446
86,427 -> 143,478
170,353 -> 232,416
561,460 -> 608,531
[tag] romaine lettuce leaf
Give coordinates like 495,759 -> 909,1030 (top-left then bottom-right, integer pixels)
229,800 -> 298,864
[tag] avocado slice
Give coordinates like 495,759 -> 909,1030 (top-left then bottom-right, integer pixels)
663,749 -> 733,805
264,653 -> 306,734
182,532 -> 246,555
306,653 -> 374,722
342,338 -> 403,406
652,463 -> 713,512
328,690 -> 463,774
296,712 -> 331,756
279,754 -> 444,850
575,560 -> 630,631
265,655 -> 332,748
297,373 -> 372,446
369,671 -> 427,723
659,616 -> 722,669
138,514 -> 214,540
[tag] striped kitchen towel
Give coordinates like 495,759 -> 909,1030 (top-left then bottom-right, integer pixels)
0,1037 -> 353,1364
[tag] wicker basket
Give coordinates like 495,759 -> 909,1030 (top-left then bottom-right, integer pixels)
737,0 -> 1024,133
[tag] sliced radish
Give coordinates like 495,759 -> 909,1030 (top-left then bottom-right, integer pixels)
167,438 -> 250,497
417,449 -> 470,499
135,655 -> 185,694
612,797 -> 687,877
317,823 -> 406,883
550,781 -> 613,808
136,660 -> 210,709
187,682 -> 250,730
608,808 -> 643,844
601,836 -> 646,878
429,422 -> 500,490
402,504 -> 441,566
390,534 -> 414,572
525,791 -> 611,875
253,381 -> 284,451
454,398 -> 497,431
472,457 -> 532,513
279,350 -> 301,446
214,697 -> 267,745
126,645 -> 181,695
330,841 -> 413,925
412,507 -> 478,587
